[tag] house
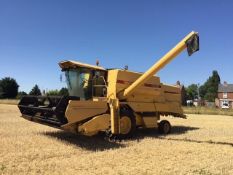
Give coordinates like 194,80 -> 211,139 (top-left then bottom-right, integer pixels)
216,81 -> 233,109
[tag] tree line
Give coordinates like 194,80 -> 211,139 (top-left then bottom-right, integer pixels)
0,77 -> 68,99
0,70 -> 221,102
184,70 -> 220,102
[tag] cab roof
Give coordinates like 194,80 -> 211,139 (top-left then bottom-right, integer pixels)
59,60 -> 106,71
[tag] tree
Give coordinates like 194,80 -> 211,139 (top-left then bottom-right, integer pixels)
46,89 -> 59,96
180,85 -> 187,106
46,88 -> 69,96
186,84 -> 198,100
199,85 -> 206,99
59,87 -> 69,96
0,86 -> 3,98
199,70 -> 220,102
17,91 -> 27,99
0,77 -> 19,98
29,85 -> 41,96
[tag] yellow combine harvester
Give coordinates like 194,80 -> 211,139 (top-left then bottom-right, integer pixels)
18,31 -> 199,139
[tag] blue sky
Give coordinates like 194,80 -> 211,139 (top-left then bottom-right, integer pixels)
0,0 -> 233,93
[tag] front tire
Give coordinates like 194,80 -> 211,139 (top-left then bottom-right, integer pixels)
118,109 -> 136,139
106,108 -> 136,140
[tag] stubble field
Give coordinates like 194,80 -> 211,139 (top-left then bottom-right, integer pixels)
0,104 -> 233,175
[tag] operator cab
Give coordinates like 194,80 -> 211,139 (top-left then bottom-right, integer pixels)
59,60 -> 107,100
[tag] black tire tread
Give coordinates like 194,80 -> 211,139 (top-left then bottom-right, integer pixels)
158,120 -> 171,134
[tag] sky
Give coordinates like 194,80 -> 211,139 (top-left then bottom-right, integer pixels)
1,0 -> 233,93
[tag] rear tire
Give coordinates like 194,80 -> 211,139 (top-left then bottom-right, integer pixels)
158,120 -> 171,134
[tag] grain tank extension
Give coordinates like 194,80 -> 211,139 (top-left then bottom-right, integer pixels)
18,31 -> 199,139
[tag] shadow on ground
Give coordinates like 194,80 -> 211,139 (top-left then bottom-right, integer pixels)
42,131 -> 125,151
137,126 -> 233,147
135,125 -> 199,139
41,125 -> 199,151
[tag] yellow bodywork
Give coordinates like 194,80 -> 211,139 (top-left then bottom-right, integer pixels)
78,114 -> 110,136
58,31 -> 199,136
65,100 -> 108,124
123,31 -> 198,97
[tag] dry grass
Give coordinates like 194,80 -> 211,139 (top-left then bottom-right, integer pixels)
0,99 -> 19,105
0,104 -> 233,175
183,106 -> 233,116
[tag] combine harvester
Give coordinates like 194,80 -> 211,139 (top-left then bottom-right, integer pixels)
18,31 -> 199,139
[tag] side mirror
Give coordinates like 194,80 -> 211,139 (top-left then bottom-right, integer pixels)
186,33 -> 199,56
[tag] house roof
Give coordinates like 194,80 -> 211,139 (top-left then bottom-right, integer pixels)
218,84 -> 233,92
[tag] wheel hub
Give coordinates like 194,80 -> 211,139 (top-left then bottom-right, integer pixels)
120,116 -> 131,135
163,122 -> 170,133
